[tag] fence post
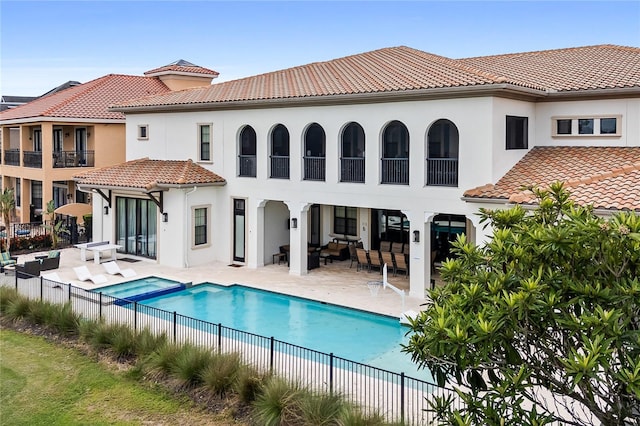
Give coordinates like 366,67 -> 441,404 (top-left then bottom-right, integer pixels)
40,276 -> 43,301
400,372 -> 405,425
14,270 -> 17,290
134,301 -> 138,331
217,323 -> 222,354
68,282 -> 71,301
99,292 -> 103,319
173,311 -> 177,344
270,337 -> 275,373
329,353 -> 334,395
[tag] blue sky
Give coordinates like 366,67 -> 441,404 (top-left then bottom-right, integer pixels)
1,1 -> 639,96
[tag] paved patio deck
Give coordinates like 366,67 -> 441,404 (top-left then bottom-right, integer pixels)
5,247 -> 435,319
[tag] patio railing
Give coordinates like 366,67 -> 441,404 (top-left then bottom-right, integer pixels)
303,156 -> 326,181
238,155 -> 257,177
381,158 -> 409,185
3,275 -> 463,425
426,158 -> 458,186
4,149 -> 20,166
340,157 -> 365,183
270,155 -> 290,179
23,151 -> 42,168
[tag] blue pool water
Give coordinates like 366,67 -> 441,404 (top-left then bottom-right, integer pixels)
139,283 -> 428,379
93,276 -> 185,301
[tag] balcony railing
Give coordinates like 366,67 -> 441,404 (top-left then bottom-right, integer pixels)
4,149 -> 20,166
23,151 -> 42,168
381,158 -> 409,185
426,158 -> 458,186
53,150 -> 95,168
303,156 -> 325,181
238,155 -> 257,177
340,157 -> 365,183
270,155 -> 290,179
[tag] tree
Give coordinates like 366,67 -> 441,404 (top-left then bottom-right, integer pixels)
404,183 -> 640,426
0,188 -> 15,251
44,200 -> 68,249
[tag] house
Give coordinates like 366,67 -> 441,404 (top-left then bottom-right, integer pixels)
75,44 -> 640,298
0,60 -> 218,224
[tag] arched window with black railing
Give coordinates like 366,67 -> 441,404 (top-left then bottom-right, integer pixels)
303,123 -> 325,181
340,122 -> 365,183
238,125 -> 257,177
270,124 -> 290,179
381,120 -> 409,185
426,119 -> 459,186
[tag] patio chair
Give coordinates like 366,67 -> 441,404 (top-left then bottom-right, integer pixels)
369,250 -> 383,274
73,266 -> 108,285
102,261 -> 136,278
380,250 -> 396,276
0,251 -> 17,271
379,241 -> 392,252
393,252 -> 409,278
355,248 -> 370,272
348,244 -> 358,268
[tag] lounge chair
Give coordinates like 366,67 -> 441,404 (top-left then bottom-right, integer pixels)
41,272 -> 68,285
356,248 -> 370,272
369,250 -> 383,274
380,251 -> 395,276
73,266 -> 108,285
393,253 -> 409,278
102,261 -> 136,278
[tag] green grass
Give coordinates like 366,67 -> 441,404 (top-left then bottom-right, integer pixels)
0,329 -> 241,425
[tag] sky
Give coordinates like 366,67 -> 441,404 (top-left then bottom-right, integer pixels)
1,0 -> 639,97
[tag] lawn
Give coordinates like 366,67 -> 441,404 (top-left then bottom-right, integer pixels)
0,328 -> 240,425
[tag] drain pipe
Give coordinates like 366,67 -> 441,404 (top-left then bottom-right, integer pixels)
183,186 -> 198,268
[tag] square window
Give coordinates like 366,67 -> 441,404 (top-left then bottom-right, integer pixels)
600,118 -> 617,134
556,119 -> 572,135
506,116 -> 528,150
578,119 -> 594,135
138,125 -> 149,140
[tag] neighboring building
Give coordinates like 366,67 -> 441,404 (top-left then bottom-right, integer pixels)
0,61 -> 218,223
75,44 -> 640,298
0,95 -> 39,112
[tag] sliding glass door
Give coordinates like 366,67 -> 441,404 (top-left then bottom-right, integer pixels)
233,199 -> 245,262
116,197 -> 157,258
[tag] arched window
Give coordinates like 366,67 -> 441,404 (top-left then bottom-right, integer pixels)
270,124 -> 290,179
303,123 -> 325,181
381,120 -> 409,184
426,119 -> 459,186
340,122 -> 365,183
239,125 -> 257,177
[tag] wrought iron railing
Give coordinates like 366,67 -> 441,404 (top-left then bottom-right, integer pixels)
340,157 -> 365,183
4,149 -> 20,166
303,156 -> 325,181
3,276 -> 464,425
23,151 -> 42,168
238,155 -> 257,177
426,158 -> 458,186
381,158 -> 409,185
53,150 -> 95,168
270,155 -> 290,179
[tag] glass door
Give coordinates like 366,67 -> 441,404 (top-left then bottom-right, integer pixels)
233,199 -> 245,262
116,197 -> 157,258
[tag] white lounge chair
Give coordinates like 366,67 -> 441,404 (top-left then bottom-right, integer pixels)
41,272 -> 67,284
73,266 -> 108,285
102,261 -> 136,278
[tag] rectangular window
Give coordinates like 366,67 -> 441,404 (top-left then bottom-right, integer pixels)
198,124 -> 211,161
33,129 -> 42,151
194,207 -> 208,246
15,179 -> 21,207
137,125 -> 149,140
31,181 -> 43,209
76,190 -> 89,204
53,129 -> 63,152
578,119 -> 594,135
334,206 -> 357,236
506,116 -> 528,150
600,118 -> 617,134
556,119 -> 572,135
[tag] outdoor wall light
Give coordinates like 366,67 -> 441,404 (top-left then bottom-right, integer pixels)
162,212 -> 168,222
65,133 -> 70,138
291,218 -> 298,229
413,230 -> 420,243
104,206 -> 109,215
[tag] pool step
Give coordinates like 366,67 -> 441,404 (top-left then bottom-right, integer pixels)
114,284 -> 186,306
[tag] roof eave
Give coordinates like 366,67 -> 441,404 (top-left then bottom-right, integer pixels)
461,196 -> 511,204
109,83 -> 548,113
76,181 -> 226,193
543,86 -> 640,101
0,117 -> 125,126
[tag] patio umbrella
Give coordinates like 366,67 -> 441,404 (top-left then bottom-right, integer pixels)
54,203 -> 92,225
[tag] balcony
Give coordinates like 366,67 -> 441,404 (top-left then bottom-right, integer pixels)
24,151 -> 42,168
340,157 -> 365,183
303,157 -> 325,181
4,149 -> 20,166
238,155 -> 257,177
270,155 -> 290,179
426,158 -> 458,186
53,150 -> 95,168
381,158 -> 409,185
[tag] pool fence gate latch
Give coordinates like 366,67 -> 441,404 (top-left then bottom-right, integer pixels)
367,281 -> 383,297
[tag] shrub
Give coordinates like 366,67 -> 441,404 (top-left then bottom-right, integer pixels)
50,303 -> 80,336
144,343 -> 183,378
27,299 -> 57,325
109,323 -> 138,359
299,390 -> 347,426
135,328 -> 167,357
201,352 -> 242,396
171,344 -> 214,388
0,287 -> 20,313
77,318 -> 100,342
338,407 -> 388,426
235,365 -> 266,404
253,377 -> 304,426
5,297 -> 31,321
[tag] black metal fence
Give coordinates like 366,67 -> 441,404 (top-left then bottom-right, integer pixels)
2,274 -> 463,425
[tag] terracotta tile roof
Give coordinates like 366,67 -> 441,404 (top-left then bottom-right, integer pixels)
0,74 -> 171,121
112,45 -> 640,110
463,147 -> 640,211
458,44 -> 640,92
74,158 -> 226,190
144,59 -> 219,77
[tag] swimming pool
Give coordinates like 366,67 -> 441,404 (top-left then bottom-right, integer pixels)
93,276 -> 186,303
138,283 -> 429,379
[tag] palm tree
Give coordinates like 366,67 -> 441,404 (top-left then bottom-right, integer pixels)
0,188 -> 15,251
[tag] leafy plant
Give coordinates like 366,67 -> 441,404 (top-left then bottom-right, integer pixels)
43,200 -> 69,249
201,352 -> 242,396
0,187 -> 15,251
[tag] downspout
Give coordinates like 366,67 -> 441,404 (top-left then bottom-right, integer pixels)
183,186 -> 197,268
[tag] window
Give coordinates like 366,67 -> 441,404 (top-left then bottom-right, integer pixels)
334,206 -> 357,236
31,181 -> 42,209
193,207 -> 208,246
427,119 -> 459,186
381,120 -> 409,184
76,189 -> 89,204
198,124 -> 211,161
303,123 -> 326,181
53,129 -> 63,152
137,125 -> 149,140
33,129 -> 42,151
270,124 -> 290,179
340,122 -> 365,183
506,116 -> 528,150
15,179 -> 20,207
239,125 -> 257,177
552,116 -> 620,137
